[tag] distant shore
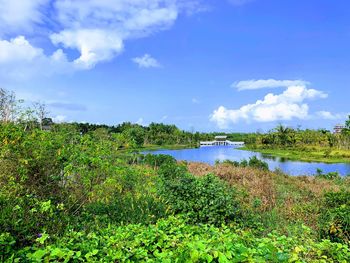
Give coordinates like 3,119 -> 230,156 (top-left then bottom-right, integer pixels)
239,146 -> 350,164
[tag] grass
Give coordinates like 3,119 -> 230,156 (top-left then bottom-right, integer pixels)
239,146 -> 350,164
187,162 -> 347,235
140,144 -> 196,151
113,144 -> 195,156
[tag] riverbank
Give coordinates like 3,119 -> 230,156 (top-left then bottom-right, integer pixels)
240,146 -> 350,164
140,144 -> 196,151
115,144 -> 196,155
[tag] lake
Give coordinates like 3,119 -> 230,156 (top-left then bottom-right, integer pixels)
145,146 -> 350,176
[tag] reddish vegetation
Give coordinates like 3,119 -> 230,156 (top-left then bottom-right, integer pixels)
186,162 -> 344,230
187,162 -> 276,211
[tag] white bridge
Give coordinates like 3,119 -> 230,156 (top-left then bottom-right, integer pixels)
200,136 -> 245,146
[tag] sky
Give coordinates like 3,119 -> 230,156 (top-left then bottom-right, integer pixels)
0,0 -> 349,132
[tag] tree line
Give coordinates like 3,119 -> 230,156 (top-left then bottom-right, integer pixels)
0,88 -> 251,149
245,121 -> 350,150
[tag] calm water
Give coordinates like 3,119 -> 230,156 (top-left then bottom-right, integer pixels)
145,146 -> 350,176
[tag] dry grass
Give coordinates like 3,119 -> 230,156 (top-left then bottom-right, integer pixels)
186,162 -> 344,230
187,162 -> 276,211
284,175 -> 340,197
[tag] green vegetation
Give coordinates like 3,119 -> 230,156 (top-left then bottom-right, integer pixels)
2,121 -> 350,261
1,87 -> 350,262
240,147 -> 350,163
216,156 -> 269,171
243,123 -> 350,163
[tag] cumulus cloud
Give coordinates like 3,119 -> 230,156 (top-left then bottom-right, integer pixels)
50,0 -> 190,68
0,0 -> 48,33
132,54 -> 161,68
233,79 -> 310,91
0,36 -> 72,79
51,29 -> 124,69
210,85 -> 328,128
0,0 -> 201,74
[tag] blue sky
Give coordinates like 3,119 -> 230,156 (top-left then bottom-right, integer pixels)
0,0 -> 349,132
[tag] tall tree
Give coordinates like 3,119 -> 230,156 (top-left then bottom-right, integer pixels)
34,102 -> 49,130
0,88 -> 17,123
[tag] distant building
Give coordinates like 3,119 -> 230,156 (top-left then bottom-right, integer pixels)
200,135 -> 244,146
334,124 -> 345,134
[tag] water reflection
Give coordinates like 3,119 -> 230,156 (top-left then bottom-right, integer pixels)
145,146 -> 350,176
260,154 -> 278,161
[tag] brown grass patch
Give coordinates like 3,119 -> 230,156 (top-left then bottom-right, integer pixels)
187,162 -> 276,211
187,162 -> 342,222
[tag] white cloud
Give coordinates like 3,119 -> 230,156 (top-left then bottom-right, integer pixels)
234,79 -> 310,91
50,0 -> 190,68
54,0 -> 179,31
132,54 -> 161,68
136,118 -> 143,125
0,36 -> 43,63
210,85 -> 328,128
0,36 -> 72,79
0,0 -> 200,74
53,115 -> 67,123
51,29 -> 124,69
136,117 -> 149,126
0,0 -> 49,33
316,111 -> 346,120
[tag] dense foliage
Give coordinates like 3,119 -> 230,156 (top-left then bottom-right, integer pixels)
1,122 -> 350,261
4,217 -> 350,262
1,88 -> 350,261
319,192 -> 350,244
158,162 -> 241,226
245,122 -> 350,150
216,156 -> 269,171
243,122 -> 350,163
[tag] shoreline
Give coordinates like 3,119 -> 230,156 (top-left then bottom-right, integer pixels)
140,144 -> 196,152
239,146 -> 350,164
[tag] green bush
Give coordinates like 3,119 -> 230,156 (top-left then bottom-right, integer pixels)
157,162 -> 241,226
142,153 -> 176,168
216,156 -> 269,171
319,191 -> 350,244
82,192 -> 168,226
248,156 -> 269,170
0,194 -> 68,248
10,217 -> 350,262
0,232 -> 16,262
315,169 -> 341,180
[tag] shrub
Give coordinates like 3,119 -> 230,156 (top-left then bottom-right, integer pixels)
142,154 -> 176,168
221,159 -> 240,167
82,192 -> 168,226
0,232 -> 16,262
157,162 -> 241,225
10,217 -> 350,262
216,156 -> 269,171
0,194 -> 67,248
248,156 -> 269,171
319,191 -> 350,244
324,148 -> 332,158
315,169 -> 341,180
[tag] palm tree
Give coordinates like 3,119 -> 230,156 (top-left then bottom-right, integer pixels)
275,124 -> 291,146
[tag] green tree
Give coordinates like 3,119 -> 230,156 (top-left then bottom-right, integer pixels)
123,127 -> 145,148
